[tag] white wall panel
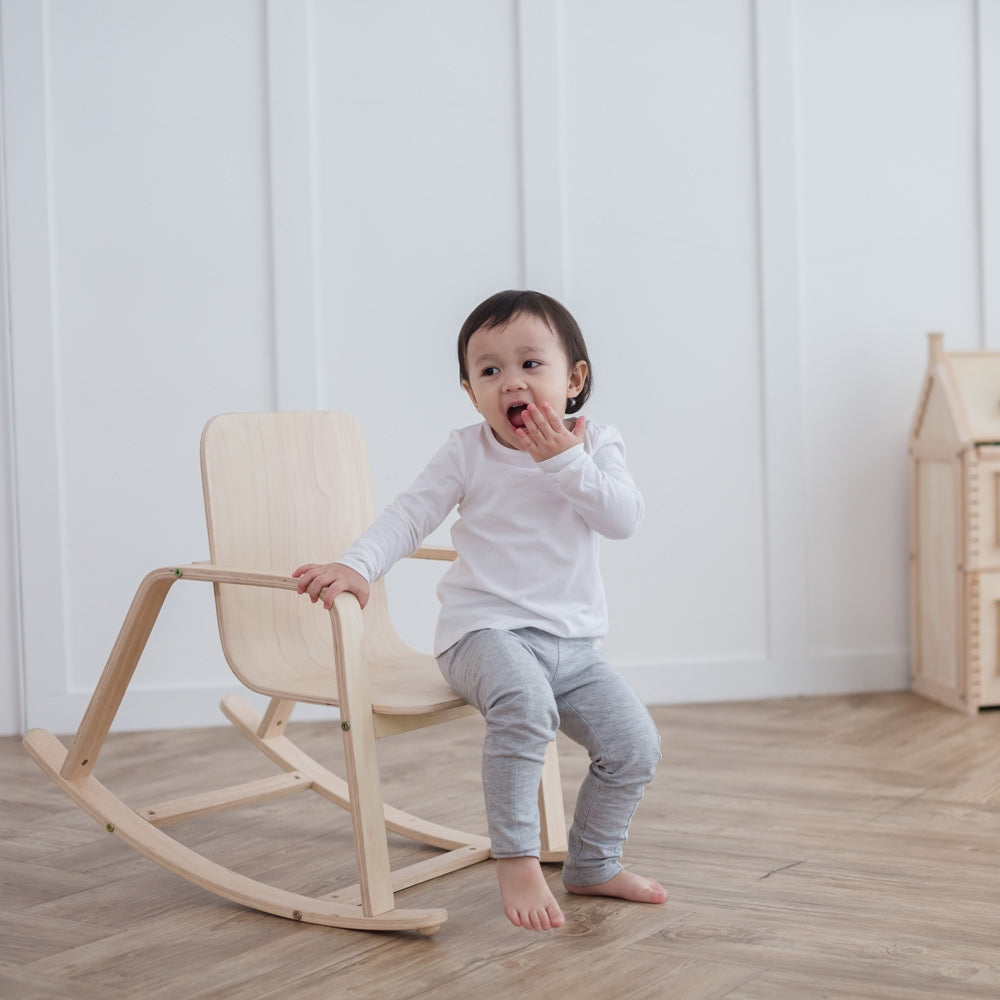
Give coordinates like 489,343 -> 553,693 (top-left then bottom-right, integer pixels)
4,0 -> 277,733
48,2 -> 275,693
309,0 -> 524,650
562,0 -> 767,667
798,0 -> 980,662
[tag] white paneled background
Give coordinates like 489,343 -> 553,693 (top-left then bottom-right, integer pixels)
1,0 -> 997,736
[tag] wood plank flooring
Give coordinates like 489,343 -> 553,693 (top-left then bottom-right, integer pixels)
2,692 -> 999,999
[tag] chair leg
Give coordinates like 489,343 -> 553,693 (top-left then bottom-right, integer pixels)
327,593 -> 398,917
257,697 -> 296,739
61,568 -> 178,780
221,694 -> 492,854
221,692 -> 493,909
538,740 -> 568,862
339,710 -> 396,917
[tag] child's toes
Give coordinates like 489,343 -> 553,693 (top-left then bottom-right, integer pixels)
643,878 -> 668,903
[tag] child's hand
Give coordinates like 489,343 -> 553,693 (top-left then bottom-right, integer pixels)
292,561 -> 371,610
516,403 -> 586,462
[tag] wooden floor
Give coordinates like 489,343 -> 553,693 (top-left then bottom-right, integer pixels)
2,691 -> 1000,999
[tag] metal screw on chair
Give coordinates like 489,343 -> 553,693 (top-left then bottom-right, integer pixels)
340,721 -> 351,731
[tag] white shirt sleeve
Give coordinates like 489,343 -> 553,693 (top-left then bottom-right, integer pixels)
337,432 -> 465,583
538,423 -> 644,539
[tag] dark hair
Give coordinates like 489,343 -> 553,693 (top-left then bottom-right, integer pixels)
457,290 -> 593,413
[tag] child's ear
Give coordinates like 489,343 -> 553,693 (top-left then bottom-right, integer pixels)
462,380 -> 481,412
567,360 -> 588,399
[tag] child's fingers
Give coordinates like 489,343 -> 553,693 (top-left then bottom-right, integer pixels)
297,568 -> 332,601
525,403 -> 560,440
537,401 -> 564,431
523,404 -> 545,433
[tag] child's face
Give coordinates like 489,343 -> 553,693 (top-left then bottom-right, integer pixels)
462,311 -> 588,451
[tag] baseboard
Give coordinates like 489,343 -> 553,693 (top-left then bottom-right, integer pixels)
620,647 -> 911,706
13,648 -> 912,737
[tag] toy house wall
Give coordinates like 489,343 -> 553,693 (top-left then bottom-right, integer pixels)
2,0 -> 998,734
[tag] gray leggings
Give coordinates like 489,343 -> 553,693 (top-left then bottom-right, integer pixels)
437,627 -> 661,887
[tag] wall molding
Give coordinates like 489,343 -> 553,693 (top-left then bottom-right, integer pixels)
516,0 -> 569,297
31,685 -> 339,738
977,0 -> 999,348
623,648 -> 909,708
1,0 -> 71,731
0,3 -> 25,735
265,0 -> 321,411
752,0 -> 809,665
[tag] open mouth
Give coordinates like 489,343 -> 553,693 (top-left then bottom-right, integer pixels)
506,403 -> 529,429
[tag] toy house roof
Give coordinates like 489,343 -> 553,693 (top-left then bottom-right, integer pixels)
910,334 -> 1000,446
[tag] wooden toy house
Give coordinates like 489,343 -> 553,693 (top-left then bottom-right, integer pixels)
909,333 -> 1000,713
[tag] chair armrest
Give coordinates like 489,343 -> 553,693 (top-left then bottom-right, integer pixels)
170,564 -> 363,625
169,564 -> 362,622
173,565 -> 365,732
56,564 -> 362,781
168,564 -> 300,590
409,547 -> 457,562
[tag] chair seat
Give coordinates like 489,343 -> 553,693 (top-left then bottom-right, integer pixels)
235,649 -> 470,716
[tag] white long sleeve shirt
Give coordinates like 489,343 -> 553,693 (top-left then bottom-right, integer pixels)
338,419 -> 643,656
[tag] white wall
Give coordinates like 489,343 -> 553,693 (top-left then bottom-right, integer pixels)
1,0 -> 997,736
1,80 -> 22,734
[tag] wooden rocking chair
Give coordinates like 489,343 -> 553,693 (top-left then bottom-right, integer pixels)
23,411 -> 568,934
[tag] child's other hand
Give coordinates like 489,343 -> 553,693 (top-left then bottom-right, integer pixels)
516,403 -> 586,462
292,561 -> 371,610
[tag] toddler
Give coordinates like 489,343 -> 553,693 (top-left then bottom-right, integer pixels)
294,290 -> 665,931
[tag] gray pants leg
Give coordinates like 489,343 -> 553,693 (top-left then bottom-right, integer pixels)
437,627 -> 661,886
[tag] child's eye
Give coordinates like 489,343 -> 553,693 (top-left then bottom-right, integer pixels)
481,366 -> 500,377
522,360 -> 541,370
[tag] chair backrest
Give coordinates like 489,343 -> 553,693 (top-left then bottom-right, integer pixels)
200,411 -> 401,698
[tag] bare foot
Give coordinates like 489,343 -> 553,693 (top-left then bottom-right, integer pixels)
496,857 -> 566,931
563,869 -> 668,904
